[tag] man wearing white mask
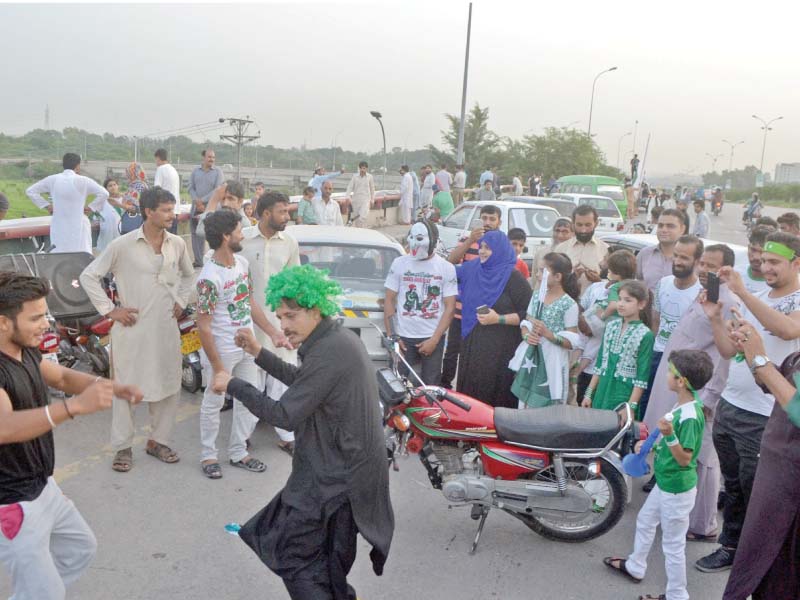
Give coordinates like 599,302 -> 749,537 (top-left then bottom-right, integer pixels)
383,220 -> 457,384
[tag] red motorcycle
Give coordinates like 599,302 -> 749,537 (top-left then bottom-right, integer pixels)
378,334 -> 647,553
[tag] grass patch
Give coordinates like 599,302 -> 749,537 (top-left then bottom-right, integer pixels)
0,179 -> 48,219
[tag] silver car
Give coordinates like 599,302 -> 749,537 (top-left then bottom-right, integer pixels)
290,225 -> 405,360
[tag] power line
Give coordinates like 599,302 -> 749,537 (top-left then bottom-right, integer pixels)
219,116 -> 260,180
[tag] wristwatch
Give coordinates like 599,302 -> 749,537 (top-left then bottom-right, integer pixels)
750,355 -> 771,374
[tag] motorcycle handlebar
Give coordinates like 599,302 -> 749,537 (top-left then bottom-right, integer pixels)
440,390 -> 471,412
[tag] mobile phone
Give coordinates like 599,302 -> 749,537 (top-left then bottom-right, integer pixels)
706,272 -> 720,304
476,305 -> 490,315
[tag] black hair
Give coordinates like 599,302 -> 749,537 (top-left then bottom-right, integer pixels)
400,165 -> 409,173
62,153 -> 81,170
676,234 -> 704,259
139,187 -> 175,221
668,349 -> 714,391
650,206 -> 663,220
704,244 -> 736,267
359,161 -> 368,169
507,227 -> 526,242
777,212 -> 800,228
302,186 -> 315,196
0,192 -> 7,212
0,272 -> 50,320
256,191 -> 290,218
103,177 -> 118,189
479,204 -> 501,217
225,180 -> 245,200
543,252 -> 581,302
572,204 -> 598,222
660,208 -> 684,223
254,181 -> 265,188
201,148 -> 213,157
748,225 -> 772,248
154,148 -> 168,161
766,231 -> 800,258
692,199 -> 705,209
755,216 -> 778,230
607,248 -> 637,280
618,279 -> 652,328
204,209 -> 241,250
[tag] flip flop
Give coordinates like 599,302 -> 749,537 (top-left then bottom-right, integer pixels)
112,448 -> 133,473
602,556 -> 642,583
230,457 -> 267,473
686,531 -> 718,543
146,442 -> 180,464
202,462 -> 222,479
638,595 -> 666,600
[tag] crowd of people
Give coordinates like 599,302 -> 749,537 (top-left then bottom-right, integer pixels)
383,196 -> 800,600
1,150 -> 799,600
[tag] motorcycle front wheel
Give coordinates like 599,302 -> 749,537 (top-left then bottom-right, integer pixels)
181,358 -> 202,393
506,457 -> 626,543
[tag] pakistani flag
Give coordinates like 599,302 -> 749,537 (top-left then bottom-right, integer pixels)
511,332 -> 551,408
510,269 -> 551,408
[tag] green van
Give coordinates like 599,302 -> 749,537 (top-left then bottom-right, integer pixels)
556,175 -> 624,202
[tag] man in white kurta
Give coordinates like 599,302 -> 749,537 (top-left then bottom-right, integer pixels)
399,167 -> 413,224
345,162 -> 375,228
26,153 -> 108,254
238,192 -> 301,450
80,188 -> 195,470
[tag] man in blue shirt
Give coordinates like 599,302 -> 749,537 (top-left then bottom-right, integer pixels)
188,149 -> 224,267
307,167 -> 344,200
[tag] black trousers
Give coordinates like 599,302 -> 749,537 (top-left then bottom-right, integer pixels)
576,371 -> 593,405
714,398 -> 768,549
282,503 -> 358,600
440,318 -> 461,388
400,336 -> 445,387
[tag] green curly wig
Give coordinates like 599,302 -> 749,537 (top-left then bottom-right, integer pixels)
266,264 -> 342,317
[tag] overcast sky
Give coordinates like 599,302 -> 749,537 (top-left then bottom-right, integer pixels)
1,1 -> 798,176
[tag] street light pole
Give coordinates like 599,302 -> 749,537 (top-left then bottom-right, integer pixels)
705,152 -> 723,172
456,2 -> 473,166
616,132 -> 632,170
721,139 -> 744,173
370,111 -> 387,189
752,114 -> 783,173
587,66 -> 618,138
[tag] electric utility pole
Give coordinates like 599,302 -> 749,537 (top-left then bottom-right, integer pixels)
219,116 -> 261,180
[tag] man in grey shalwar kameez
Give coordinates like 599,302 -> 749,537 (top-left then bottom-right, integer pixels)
643,244 -> 739,539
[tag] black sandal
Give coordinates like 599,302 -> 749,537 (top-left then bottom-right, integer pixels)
202,462 -> 222,479
602,557 -> 642,583
686,531 -> 718,542
638,595 -> 666,600
230,457 -> 266,472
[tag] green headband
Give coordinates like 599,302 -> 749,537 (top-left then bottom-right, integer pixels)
763,241 -> 796,261
668,361 -> 701,402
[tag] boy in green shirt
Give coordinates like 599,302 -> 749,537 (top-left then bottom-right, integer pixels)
295,186 -> 318,225
603,348 -> 713,600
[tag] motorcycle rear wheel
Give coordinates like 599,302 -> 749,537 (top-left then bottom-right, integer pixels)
181,361 -> 202,393
506,457 -> 627,543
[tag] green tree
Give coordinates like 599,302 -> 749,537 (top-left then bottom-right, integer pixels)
428,103 -> 501,182
522,127 -> 620,181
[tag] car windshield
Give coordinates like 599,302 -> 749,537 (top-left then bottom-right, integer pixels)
597,185 -> 624,201
299,243 -> 401,311
508,208 -> 559,237
579,197 -> 620,218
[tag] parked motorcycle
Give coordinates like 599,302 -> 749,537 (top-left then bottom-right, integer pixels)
178,306 -> 203,393
377,333 -> 647,553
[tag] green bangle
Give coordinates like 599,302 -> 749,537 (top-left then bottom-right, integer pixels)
665,433 -> 679,447
585,387 -> 595,399
498,314 -> 506,325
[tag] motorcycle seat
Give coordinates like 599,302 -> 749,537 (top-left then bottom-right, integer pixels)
494,405 -> 621,450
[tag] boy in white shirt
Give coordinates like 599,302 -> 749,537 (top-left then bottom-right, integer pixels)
195,210 -> 283,479
384,220 -> 458,385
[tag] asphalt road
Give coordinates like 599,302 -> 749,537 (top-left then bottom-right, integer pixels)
2,202 -> 791,599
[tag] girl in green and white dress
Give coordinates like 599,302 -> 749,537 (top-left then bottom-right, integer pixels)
511,253 -> 581,408
581,279 -> 654,416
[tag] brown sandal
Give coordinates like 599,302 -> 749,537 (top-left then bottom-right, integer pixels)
112,448 -> 133,472
603,556 -> 642,583
146,442 -> 180,463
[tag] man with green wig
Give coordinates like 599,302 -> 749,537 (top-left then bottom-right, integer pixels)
213,264 -> 393,600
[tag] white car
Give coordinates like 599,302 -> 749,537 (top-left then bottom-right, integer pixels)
436,200 -> 561,265
598,233 -> 748,267
289,225 -> 404,360
551,193 -> 625,233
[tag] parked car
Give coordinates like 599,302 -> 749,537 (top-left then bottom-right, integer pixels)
598,233 -> 748,268
501,195 -> 575,218
289,225 -> 404,360
436,200 -> 561,266
551,193 -> 625,232
556,175 -> 625,202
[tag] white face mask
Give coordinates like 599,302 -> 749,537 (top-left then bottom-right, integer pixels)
407,223 -> 431,260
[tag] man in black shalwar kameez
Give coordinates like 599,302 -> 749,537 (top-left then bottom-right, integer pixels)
213,265 -> 393,600
722,322 -> 800,600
